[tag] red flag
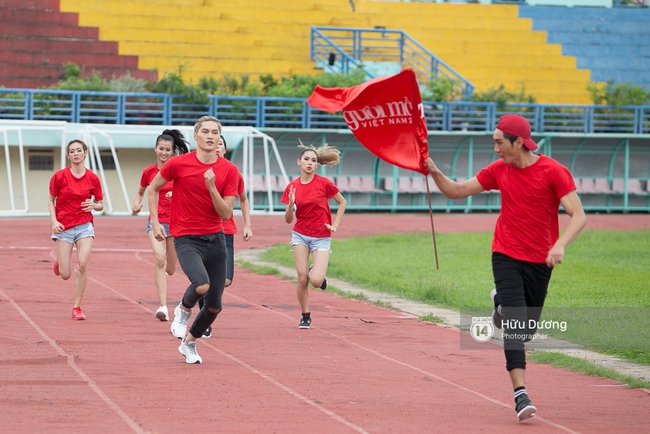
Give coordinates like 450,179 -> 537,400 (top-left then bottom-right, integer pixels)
307,69 -> 429,175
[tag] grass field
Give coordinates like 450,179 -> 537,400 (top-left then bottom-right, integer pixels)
260,230 -> 650,366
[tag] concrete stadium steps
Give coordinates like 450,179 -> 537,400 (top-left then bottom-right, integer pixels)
118,41 -> 310,59
519,5 -> 650,88
1,21 -> 99,39
54,0 -> 592,103
137,57 -> 316,78
58,0 -> 353,82
1,0 -> 60,9
353,2 -> 592,104
7,37 -> 121,54
0,51 -> 142,69
71,11 -> 361,28
440,53 -> 578,70
427,41 -> 564,58
0,0 -> 157,88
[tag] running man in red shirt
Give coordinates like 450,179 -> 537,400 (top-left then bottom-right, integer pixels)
148,116 -> 239,364
425,114 -> 586,421
281,143 -> 347,329
132,129 -> 189,322
48,139 -> 104,320
200,135 -> 253,339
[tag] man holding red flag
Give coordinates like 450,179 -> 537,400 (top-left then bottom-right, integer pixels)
426,114 -> 586,421
309,74 -> 586,420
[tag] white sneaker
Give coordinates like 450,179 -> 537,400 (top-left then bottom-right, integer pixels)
178,339 -> 202,364
155,305 -> 169,322
170,303 -> 192,339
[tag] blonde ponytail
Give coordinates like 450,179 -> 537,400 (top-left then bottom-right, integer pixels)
298,140 -> 341,166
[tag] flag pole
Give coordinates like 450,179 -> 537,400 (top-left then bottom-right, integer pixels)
424,174 -> 440,270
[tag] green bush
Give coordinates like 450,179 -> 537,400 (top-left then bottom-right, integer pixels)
423,76 -> 459,102
468,84 -> 536,110
107,72 -> 149,93
587,79 -> 650,108
147,72 -> 209,104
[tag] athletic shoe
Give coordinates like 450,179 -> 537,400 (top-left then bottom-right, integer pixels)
515,393 -> 537,421
308,264 -> 328,290
53,260 -> 60,276
178,339 -> 202,364
203,326 -> 212,339
170,303 -> 192,339
72,306 -> 86,320
299,316 -> 311,329
490,289 -> 504,329
155,305 -> 169,322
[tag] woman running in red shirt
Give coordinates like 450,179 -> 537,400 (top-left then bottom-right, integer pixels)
132,129 -> 189,322
48,139 -> 104,320
281,143 -> 347,329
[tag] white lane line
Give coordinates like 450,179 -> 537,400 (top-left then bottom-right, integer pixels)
0,288 -> 146,434
201,340 -> 369,434
84,276 -> 368,433
225,292 -> 582,434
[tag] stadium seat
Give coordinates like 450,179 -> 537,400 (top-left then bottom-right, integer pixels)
593,178 -> 612,194
335,176 -> 351,192
382,177 -> 394,192
358,177 -> 382,193
612,179 -> 647,195
398,177 -> 415,194
426,177 -> 441,194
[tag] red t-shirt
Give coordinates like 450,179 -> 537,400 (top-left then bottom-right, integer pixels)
49,166 -> 103,229
222,172 -> 245,235
140,164 -> 173,224
476,154 -> 576,263
160,152 -> 239,237
281,174 -> 339,238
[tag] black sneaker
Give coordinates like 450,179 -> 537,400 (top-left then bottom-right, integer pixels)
490,289 -> 503,329
299,316 -> 311,329
515,393 -> 537,421
203,326 -> 212,339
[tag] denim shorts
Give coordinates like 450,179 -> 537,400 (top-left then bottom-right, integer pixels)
51,221 -> 95,244
146,220 -> 171,237
290,231 -> 332,252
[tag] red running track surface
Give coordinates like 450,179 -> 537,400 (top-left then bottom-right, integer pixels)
1,214 -> 648,433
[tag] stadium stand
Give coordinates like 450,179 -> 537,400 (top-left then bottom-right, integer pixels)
0,0 -> 155,88
54,0 -> 593,104
518,5 -> 650,89
4,0 -> 645,104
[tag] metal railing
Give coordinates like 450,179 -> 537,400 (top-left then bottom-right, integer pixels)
2,88 -> 650,134
310,27 -> 474,99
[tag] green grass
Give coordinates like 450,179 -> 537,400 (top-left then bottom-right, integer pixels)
417,313 -> 445,324
528,351 -> 650,389
259,230 -> 650,365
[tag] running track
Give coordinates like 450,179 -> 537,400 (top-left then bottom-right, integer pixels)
1,214 -> 648,433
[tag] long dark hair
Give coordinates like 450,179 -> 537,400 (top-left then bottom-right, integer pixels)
157,129 -> 189,155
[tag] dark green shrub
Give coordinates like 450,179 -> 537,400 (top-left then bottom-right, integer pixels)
468,84 -> 536,110
587,79 -> 650,108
